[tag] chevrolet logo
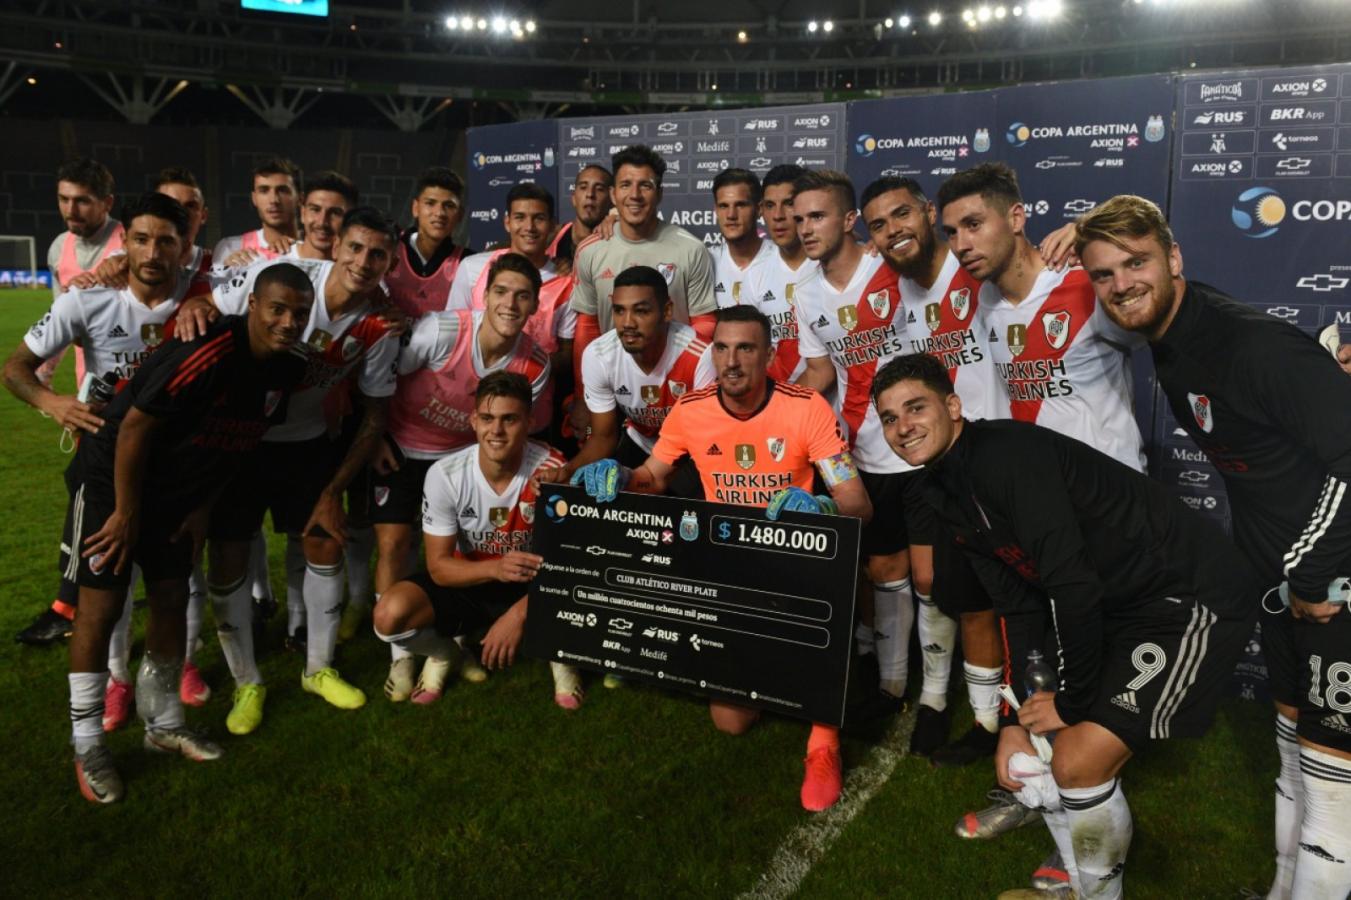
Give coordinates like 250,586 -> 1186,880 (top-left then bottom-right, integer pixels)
1297,273 -> 1350,293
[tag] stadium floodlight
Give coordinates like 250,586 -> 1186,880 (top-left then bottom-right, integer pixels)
737,29 -> 748,42
524,19 -> 536,32
475,17 -> 487,30
491,16 -> 506,33
807,19 -> 819,32
885,17 -> 894,27
460,14 -> 473,29
823,19 -> 834,32
928,10 -> 942,25
1012,5 -> 1023,14
898,14 -> 912,27
977,6 -> 992,22
445,15 -> 458,29
995,5 -> 1006,17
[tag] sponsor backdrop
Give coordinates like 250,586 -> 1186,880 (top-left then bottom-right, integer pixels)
554,104 -> 846,246
465,65 -> 1349,700
465,119 -> 558,249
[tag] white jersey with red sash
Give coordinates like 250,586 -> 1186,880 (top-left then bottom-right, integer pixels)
898,250 -> 1009,422
388,310 -> 551,460
794,253 -> 911,474
421,440 -> 566,560
979,267 -> 1145,471
745,252 -> 819,384
709,239 -> 777,309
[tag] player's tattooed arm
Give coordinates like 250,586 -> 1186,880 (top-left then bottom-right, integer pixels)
627,457 -> 675,496
84,406 -> 162,575
2,343 -> 106,433
306,395 -> 389,545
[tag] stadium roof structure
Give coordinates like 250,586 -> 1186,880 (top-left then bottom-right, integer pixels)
1,0 -> 1349,128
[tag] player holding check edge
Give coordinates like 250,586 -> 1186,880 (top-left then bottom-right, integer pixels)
571,304 -> 872,812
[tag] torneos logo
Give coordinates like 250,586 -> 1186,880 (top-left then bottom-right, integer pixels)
1006,122 -> 1031,147
1231,187 -> 1351,238
855,133 -> 878,156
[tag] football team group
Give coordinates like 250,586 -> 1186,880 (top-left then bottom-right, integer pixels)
6,140 -> 1350,899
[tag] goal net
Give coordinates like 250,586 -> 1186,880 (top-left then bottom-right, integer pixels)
0,235 -> 41,289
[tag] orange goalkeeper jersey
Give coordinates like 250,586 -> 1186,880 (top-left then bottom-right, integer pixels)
652,380 -> 854,507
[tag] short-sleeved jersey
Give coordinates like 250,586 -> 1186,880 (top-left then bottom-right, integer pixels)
569,222 -> 716,332
580,321 -> 714,454
709,239 -> 777,309
385,233 -> 468,317
389,310 -> 550,459
421,439 -> 566,559
979,267 -> 1145,471
898,251 -> 1009,422
24,280 -> 191,383
744,252 -> 819,384
47,219 -> 124,294
447,249 -> 577,354
794,253 -> 910,474
71,316 -> 306,518
213,258 -> 398,443
653,380 -> 854,507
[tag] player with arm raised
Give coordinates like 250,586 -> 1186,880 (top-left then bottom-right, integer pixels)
535,265 -> 712,492
372,253 -> 550,702
212,156 -> 301,267
572,304 -> 871,811
1077,195 -> 1351,899
708,168 -> 776,309
874,352 -> 1256,899
60,261 -> 312,804
373,372 -> 569,705
791,169 -> 917,718
385,167 -> 472,316
184,208 -> 401,734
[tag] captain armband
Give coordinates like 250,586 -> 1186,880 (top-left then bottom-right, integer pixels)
817,450 -> 859,487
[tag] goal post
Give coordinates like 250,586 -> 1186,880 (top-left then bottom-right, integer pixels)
0,235 -> 41,289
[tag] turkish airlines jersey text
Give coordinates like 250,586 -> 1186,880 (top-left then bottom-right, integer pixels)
421,440 -> 566,559
653,381 -> 854,506
25,282 -> 189,384
898,251 -> 1009,422
710,239 -> 777,309
794,253 -> 910,474
388,310 -> 550,459
580,321 -> 714,454
979,267 -> 1145,471
744,253 -> 818,384
213,258 -> 398,443
447,250 -> 577,355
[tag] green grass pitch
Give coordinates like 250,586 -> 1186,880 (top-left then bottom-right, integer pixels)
0,287 -> 1275,897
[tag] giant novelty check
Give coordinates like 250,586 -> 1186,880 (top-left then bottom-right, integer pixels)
523,484 -> 861,726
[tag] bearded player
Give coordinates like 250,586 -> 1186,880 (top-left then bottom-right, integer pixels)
572,305 -> 872,811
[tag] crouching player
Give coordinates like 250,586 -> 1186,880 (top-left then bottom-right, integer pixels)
372,372 -> 566,705
571,305 -> 872,811
873,352 -> 1258,897
64,263 -> 313,803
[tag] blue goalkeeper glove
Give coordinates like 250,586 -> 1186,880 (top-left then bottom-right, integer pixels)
569,459 -> 631,503
765,486 -> 839,520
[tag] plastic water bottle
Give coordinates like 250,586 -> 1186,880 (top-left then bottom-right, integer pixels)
1024,649 -> 1057,698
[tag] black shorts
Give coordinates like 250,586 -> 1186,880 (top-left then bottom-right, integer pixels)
615,432 -> 704,500
858,468 -> 933,557
404,570 -> 527,637
1084,594 -> 1255,752
369,444 -> 436,526
61,481 -> 192,591
932,527 -> 994,617
208,435 -> 343,540
1266,603 -> 1351,752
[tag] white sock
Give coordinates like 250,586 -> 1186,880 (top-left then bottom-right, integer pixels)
211,574 -> 262,686
854,622 -> 876,656
873,577 -> 914,697
1270,713 -> 1302,900
964,662 -> 1003,733
916,591 -> 956,711
375,624 -> 453,661
1043,807 -> 1082,893
136,653 -> 185,731
1292,745 -> 1351,900
303,560 -> 344,675
285,536 -> 306,634
375,594 -> 412,661
344,525 -> 375,613
1061,778 -> 1132,899
69,671 -> 107,753
185,564 -> 206,665
107,589 -> 134,683
249,531 -> 273,602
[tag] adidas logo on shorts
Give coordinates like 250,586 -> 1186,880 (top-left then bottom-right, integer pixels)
1110,690 -> 1140,714
109,324 -> 128,338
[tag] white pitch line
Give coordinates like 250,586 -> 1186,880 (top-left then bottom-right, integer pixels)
738,708 -> 918,900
